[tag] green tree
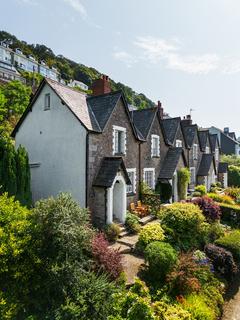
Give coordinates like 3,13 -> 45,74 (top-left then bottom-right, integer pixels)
15,145 -> 32,207
1,80 -> 31,120
228,165 -> 240,187
0,141 -> 17,196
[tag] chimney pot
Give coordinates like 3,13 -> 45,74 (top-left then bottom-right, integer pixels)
156,100 -> 164,119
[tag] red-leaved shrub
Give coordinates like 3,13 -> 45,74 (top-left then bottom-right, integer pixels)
92,233 -> 123,280
192,196 -> 221,222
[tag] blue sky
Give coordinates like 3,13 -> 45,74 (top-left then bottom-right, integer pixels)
1,0 -> 240,136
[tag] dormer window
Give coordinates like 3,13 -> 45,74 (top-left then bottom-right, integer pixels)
151,135 -> 160,157
176,140 -> 182,147
193,144 -> 198,160
44,93 -> 50,110
113,125 -> 126,155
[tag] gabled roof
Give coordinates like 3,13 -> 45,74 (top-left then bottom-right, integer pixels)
87,91 -> 122,131
12,78 -> 140,140
93,157 -> 131,188
161,117 -> 181,145
182,124 -> 198,148
12,78 -> 101,136
228,132 -> 237,140
198,130 -> 210,152
209,134 -> 219,152
197,154 -> 216,176
159,147 -> 186,180
218,162 -> 228,173
131,107 -> 157,140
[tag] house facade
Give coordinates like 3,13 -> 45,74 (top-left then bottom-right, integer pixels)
12,75 -> 230,226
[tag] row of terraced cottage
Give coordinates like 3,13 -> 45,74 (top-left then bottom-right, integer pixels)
12,75 -> 232,226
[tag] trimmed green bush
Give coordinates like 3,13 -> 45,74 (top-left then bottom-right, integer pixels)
194,185 -> 207,196
153,301 -> 191,320
145,242 -> 177,281
125,212 -> 141,234
177,168 -> 190,200
158,203 -> 207,251
105,223 -> 121,242
228,165 -> 240,187
215,230 -> 240,261
217,203 -> 240,227
136,223 -> 165,252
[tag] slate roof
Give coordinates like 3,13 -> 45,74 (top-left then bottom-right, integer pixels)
228,132 -> 237,140
93,157 -> 131,188
161,117 -> 181,145
197,154 -> 215,176
218,162 -> 228,173
87,91 -> 122,131
209,134 -> 219,152
182,125 -> 197,148
198,130 -> 209,152
159,147 -> 185,180
131,108 -> 157,140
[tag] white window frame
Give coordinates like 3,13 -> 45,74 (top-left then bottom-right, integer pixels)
126,168 -> 136,194
143,168 -> 155,190
151,134 -> 160,158
205,146 -> 210,154
112,125 -> 126,155
190,167 -> 196,185
175,139 -> 182,147
44,93 -> 50,110
193,144 -> 198,160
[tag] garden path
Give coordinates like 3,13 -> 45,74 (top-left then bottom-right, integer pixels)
222,276 -> 240,320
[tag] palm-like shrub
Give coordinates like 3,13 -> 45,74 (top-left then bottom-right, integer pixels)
159,203 -> 207,250
192,196 -> 221,222
104,223 -> 121,242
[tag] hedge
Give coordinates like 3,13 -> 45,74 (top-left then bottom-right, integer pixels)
217,203 -> 240,227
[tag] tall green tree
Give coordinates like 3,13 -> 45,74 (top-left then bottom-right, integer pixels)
1,80 -> 31,120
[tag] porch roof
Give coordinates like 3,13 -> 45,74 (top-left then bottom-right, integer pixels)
197,154 -> 215,176
93,157 -> 131,188
158,147 -> 186,180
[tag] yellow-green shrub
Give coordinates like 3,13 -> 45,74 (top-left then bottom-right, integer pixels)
136,223 -> 165,252
207,193 -> 234,204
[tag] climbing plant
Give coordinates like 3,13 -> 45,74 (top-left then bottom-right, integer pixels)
177,168 -> 190,200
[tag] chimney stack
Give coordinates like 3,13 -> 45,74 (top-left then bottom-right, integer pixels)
91,74 -> 111,96
181,114 -> 192,127
157,100 -> 164,119
224,127 -> 229,134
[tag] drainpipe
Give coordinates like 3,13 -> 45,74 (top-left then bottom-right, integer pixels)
85,132 -> 89,208
139,142 -> 142,200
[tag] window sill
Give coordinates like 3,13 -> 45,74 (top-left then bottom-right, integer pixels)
44,108 -> 50,111
152,155 -> 160,158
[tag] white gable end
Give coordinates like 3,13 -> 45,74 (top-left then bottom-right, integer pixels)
15,83 -> 87,206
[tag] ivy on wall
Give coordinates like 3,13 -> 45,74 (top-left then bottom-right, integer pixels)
177,168 -> 190,200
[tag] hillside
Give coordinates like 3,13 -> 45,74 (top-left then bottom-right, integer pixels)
0,30 -> 155,109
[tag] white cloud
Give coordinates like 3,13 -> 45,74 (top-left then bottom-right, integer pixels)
63,0 -> 87,19
134,36 -> 219,74
113,51 -> 138,68
114,35 -> 240,75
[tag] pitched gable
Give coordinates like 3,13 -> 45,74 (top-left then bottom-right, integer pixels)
197,154 -> 216,176
182,125 -> 198,148
132,108 -> 157,140
159,147 -> 186,179
161,117 -> 181,145
198,130 -> 210,152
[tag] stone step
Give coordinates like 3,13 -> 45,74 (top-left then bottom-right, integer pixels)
139,215 -> 156,225
108,243 -> 132,254
117,234 -> 139,248
119,230 -> 129,238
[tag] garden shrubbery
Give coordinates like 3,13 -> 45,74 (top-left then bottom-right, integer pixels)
192,196 -> 221,222
158,203 -> 207,250
92,233 -> 123,280
225,187 -> 240,200
207,193 -> 234,205
145,241 -> 177,281
104,223 -> 121,242
228,165 -> 240,187
194,185 -> 207,196
205,244 -> 237,280
125,212 -> 141,234
215,230 -> 240,261
136,222 -> 165,252
218,202 -> 240,227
